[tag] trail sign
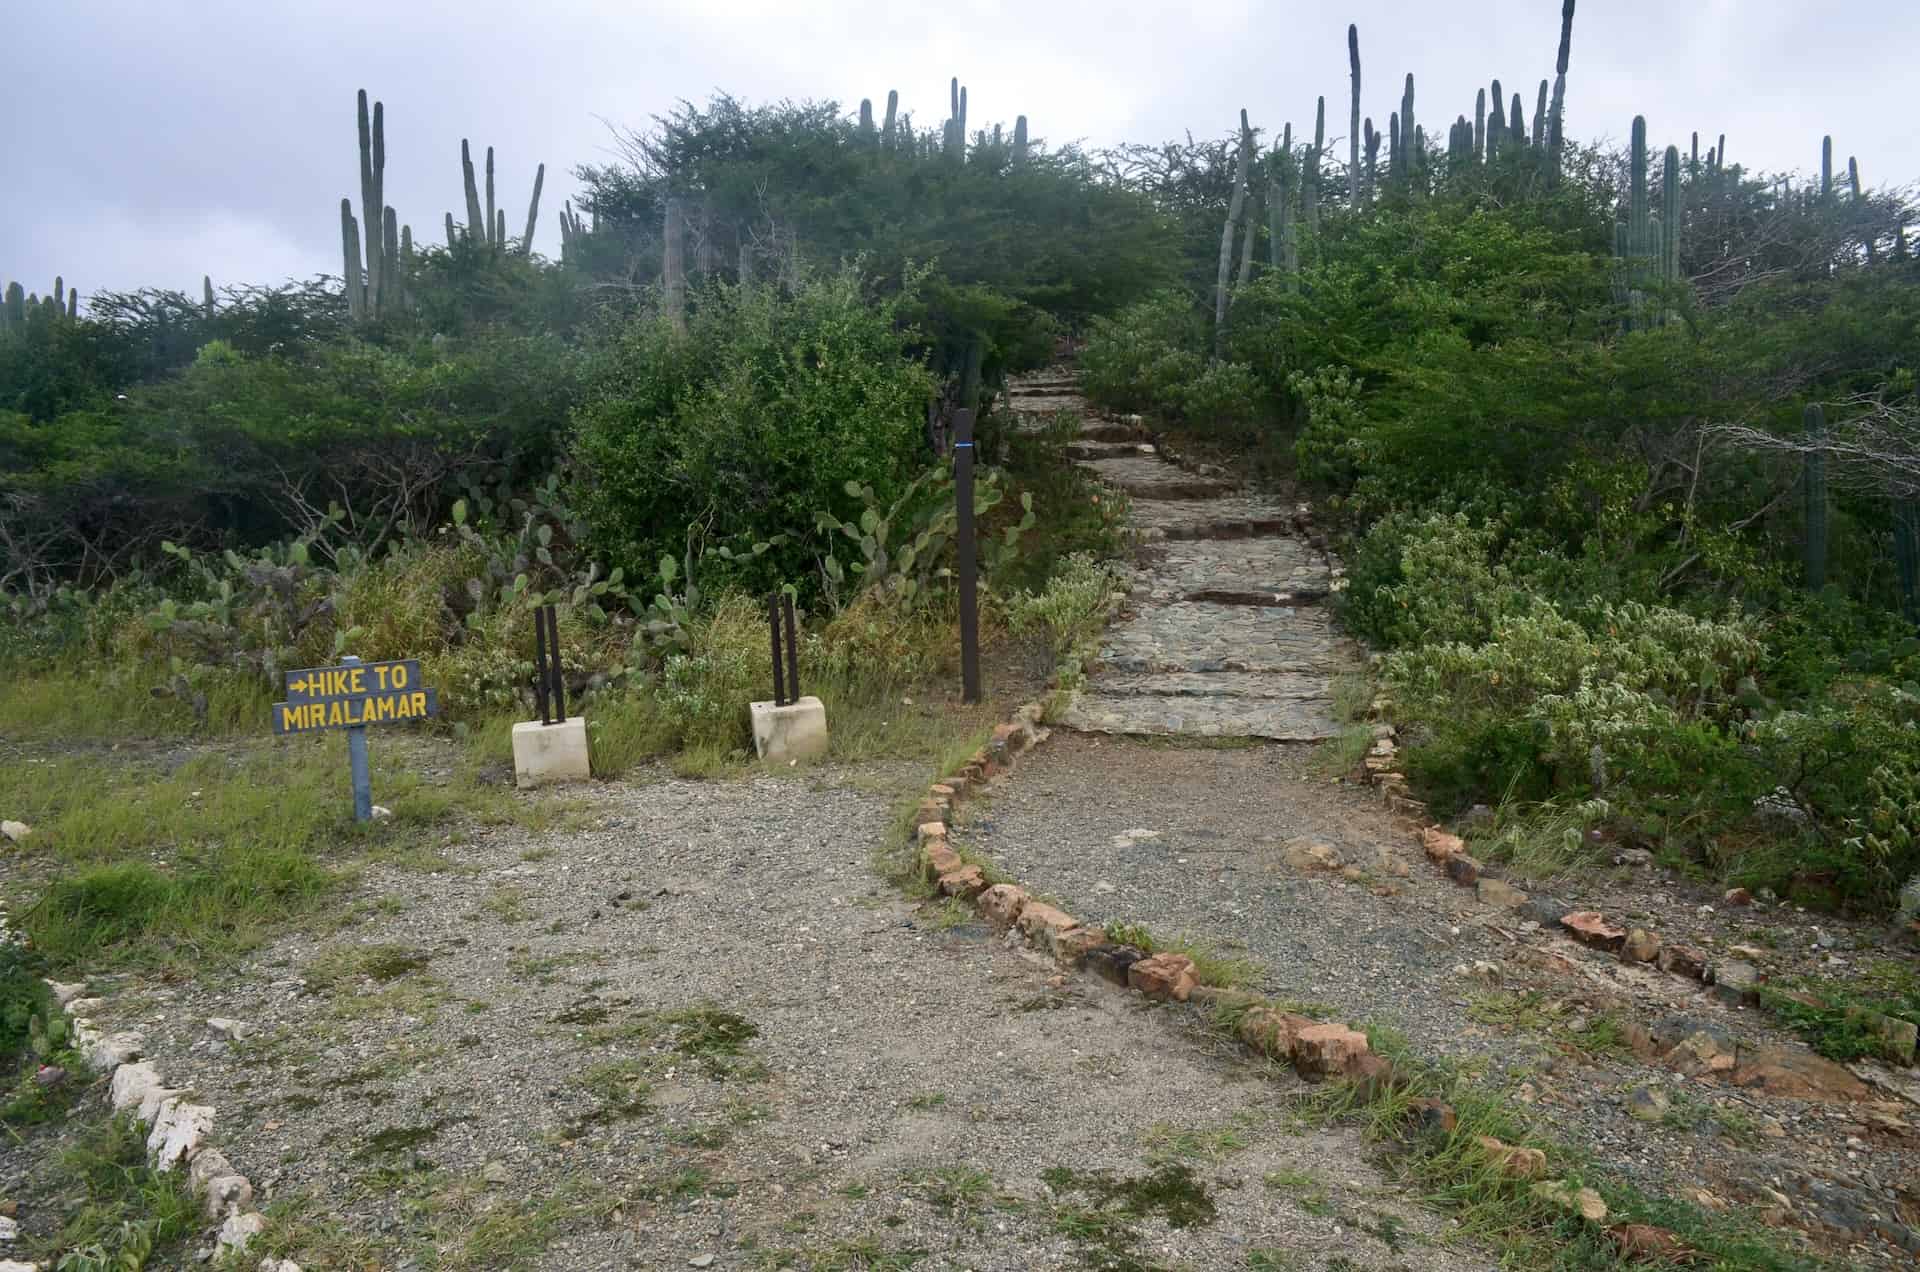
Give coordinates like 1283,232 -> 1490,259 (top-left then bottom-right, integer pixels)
273,655 -> 438,822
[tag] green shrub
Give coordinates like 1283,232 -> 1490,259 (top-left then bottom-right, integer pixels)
573,270 -> 936,594
1080,291 -> 1207,417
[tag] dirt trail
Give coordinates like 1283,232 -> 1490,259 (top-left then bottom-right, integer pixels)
31,767 -> 1490,1271
984,367 -> 1920,1266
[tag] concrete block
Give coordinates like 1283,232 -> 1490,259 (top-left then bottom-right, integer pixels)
512,716 -> 591,789
750,696 -> 829,765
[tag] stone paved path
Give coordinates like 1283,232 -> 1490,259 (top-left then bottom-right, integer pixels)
1006,369 -> 1358,741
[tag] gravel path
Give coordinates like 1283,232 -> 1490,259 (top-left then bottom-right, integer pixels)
48,765 -> 1494,1271
962,733 -> 1920,1266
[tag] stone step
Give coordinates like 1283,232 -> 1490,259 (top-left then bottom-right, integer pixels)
1060,687 -> 1340,741
1127,493 -> 1302,540
1132,538 -> 1329,604
1066,441 -> 1155,461
1078,456 -> 1238,501
1084,670 -> 1335,701
1092,601 -> 1348,676
1009,384 -> 1083,396
1077,421 -> 1146,443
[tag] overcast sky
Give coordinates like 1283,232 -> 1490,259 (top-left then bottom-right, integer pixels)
8,1 -> 1915,303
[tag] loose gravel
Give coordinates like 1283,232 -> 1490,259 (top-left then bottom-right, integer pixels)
43,764 -> 1495,1271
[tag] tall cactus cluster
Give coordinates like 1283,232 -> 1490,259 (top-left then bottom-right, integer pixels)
853,80 -> 1027,166
339,89 -> 551,323
1613,117 -> 1684,330
1213,0 -> 1577,340
0,276 -> 79,330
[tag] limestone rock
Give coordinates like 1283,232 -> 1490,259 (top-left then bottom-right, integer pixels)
217,1212 -> 266,1253
202,1173 -> 254,1218
0,820 -> 29,843
206,1018 -> 252,1042
0,1260 -> 39,1272
109,1061 -> 166,1115
147,1098 -> 215,1166
84,1031 -> 145,1073
189,1149 -> 237,1191
46,980 -> 86,1007
259,1261 -> 303,1272
1622,929 -> 1661,963
1127,952 -> 1198,1002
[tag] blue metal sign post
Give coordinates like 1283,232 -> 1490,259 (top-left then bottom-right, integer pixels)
272,655 -> 439,823
343,655 -> 373,823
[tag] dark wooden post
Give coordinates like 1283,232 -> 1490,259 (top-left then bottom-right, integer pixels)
782,592 -> 800,703
954,408 -> 981,704
533,604 -> 552,725
768,592 -> 786,706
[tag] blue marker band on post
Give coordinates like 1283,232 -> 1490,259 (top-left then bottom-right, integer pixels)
952,441 -> 974,448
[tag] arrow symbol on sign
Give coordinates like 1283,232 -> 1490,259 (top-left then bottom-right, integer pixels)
289,677 -> 312,694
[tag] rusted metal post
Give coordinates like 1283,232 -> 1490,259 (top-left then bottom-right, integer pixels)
782,592 -> 800,704
545,605 -> 567,722
954,408 -> 981,704
769,592 -> 786,706
533,603 -> 552,725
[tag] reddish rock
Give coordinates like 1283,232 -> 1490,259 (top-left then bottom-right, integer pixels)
929,782 -> 958,800
1474,1135 -> 1546,1181
916,820 -> 948,842
1128,952 -> 1199,1002
1533,1180 -> 1608,1223
1017,901 -> 1078,944
991,721 -> 1032,756
916,800 -> 946,826
1656,944 -> 1711,982
1561,911 -> 1627,953
937,866 -> 987,899
977,884 -> 1028,928
1052,926 -> 1107,966
1420,827 -> 1466,863
1293,1022 -> 1371,1079
1730,1048 -> 1871,1102
1622,929 -> 1662,963
1345,1052 -> 1397,1101
1238,1009 -> 1314,1060
922,844 -> 963,885
1723,887 -> 1753,907
1608,1224 -> 1693,1263
1408,1098 -> 1457,1136
1443,854 -> 1483,886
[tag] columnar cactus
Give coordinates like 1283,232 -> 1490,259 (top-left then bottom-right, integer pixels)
1400,74 -> 1416,190
1532,81 -> 1548,147
485,146 -> 497,246
1348,25 -> 1364,209
1548,1 -> 1575,162
1304,97 -> 1325,233
1804,403 -> 1829,591
1213,109 -> 1253,357
1474,88 -> 1487,160
1013,114 -> 1028,166
462,140 -> 485,246
1821,136 -> 1833,201
1269,122 -> 1299,284
340,198 -> 366,321
1510,93 -> 1525,149
1486,81 -> 1506,159
859,98 -> 875,142
1362,118 -> 1380,204
522,164 -> 545,256
1388,113 -> 1400,186
882,90 -> 899,150
2,282 -> 22,328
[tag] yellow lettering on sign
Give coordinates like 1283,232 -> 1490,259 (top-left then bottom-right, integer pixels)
392,663 -> 410,689
350,667 -> 367,693
411,691 -> 426,716
375,695 -> 393,721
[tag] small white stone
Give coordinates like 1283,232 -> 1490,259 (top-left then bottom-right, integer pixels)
259,1261 -> 302,1272
206,1017 -> 252,1042
0,1216 -> 17,1241
202,1174 -> 254,1218
189,1149 -> 236,1189
217,1213 -> 266,1253
66,998 -> 105,1016
0,1259 -> 39,1272
0,820 -> 29,843
370,805 -> 392,821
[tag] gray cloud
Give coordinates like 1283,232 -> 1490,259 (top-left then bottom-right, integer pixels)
8,0 -> 1914,301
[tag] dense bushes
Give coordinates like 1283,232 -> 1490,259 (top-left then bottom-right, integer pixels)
572,271 -> 935,595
